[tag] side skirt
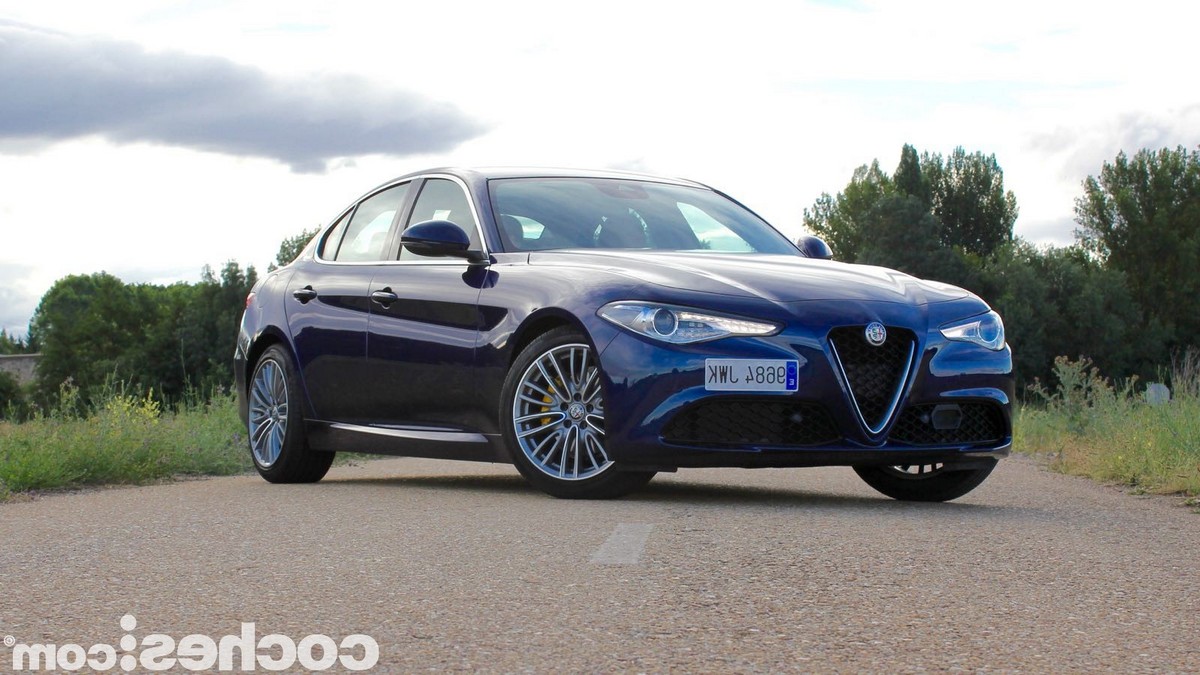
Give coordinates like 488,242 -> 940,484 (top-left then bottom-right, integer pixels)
306,421 -> 511,463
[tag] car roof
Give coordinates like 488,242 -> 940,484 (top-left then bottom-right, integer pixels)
383,166 -> 712,190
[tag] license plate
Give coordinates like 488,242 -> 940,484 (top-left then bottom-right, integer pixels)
705,359 -> 799,392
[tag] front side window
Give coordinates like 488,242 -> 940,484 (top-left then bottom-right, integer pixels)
401,178 -> 481,259
489,178 -> 796,254
331,182 -> 410,262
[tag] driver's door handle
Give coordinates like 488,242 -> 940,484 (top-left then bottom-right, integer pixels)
371,288 -> 399,307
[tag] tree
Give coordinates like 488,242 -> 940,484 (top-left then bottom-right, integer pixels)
893,143 -> 930,206
28,262 -> 258,407
29,272 -> 161,406
0,329 -> 33,355
923,147 -> 1018,257
802,160 -> 895,261
268,226 -> 320,272
856,194 -> 982,292
976,241 -> 1157,386
975,242 -> 1049,385
805,146 -> 1017,264
129,282 -> 199,400
1075,146 -> 1200,351
0,370 -> 24,418
177,262 -> 258,395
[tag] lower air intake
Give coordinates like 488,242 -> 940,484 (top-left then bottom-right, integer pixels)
889,402 -> 1006,446
662,399 -> 840,447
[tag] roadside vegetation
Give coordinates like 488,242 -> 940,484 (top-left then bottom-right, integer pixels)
1016,355 -> 1200,500
0,383 -> 248,501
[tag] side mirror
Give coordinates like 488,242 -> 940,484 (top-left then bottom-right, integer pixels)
401,220 -> 486,263
796,235 -> 833,260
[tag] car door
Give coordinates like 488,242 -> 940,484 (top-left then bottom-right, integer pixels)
286,181 -> 412,422
363,176 -> 489,431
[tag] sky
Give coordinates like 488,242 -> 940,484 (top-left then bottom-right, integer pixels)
1,0 -> 1198,336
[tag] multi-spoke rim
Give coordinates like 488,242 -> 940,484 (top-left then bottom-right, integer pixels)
248,357 -> 289,468
884,463 -> 945,479
512,343 -> 611,481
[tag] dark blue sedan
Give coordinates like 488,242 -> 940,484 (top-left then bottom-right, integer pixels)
235,167 -> 1013,500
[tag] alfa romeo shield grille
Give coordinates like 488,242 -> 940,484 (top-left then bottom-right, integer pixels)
828,325 -> 916,434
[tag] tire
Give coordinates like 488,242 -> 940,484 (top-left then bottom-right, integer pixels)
247,344 -> 334,483
853,461 -> 996,502
501,326 -> 655,499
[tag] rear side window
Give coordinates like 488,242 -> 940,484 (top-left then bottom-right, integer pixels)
318,210 -> 352,260
329,182 -> 411,262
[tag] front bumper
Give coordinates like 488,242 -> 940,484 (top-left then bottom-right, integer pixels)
594,308 -> 1014,471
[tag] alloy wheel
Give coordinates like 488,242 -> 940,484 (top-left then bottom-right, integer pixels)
249,357 -> 289,468
512,343 -> 611,480
884,463 -> 945,478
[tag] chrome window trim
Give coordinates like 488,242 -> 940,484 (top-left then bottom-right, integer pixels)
312,174 -> 492,267
314,181 -> 411,264
314,205 -> 358,262
313,258 -> 476,267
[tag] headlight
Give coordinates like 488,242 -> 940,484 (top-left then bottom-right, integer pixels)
939,311 -> 1006,351
598,302 -> 780,344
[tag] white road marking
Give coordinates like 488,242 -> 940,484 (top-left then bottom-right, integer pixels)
590,523 -> 654,564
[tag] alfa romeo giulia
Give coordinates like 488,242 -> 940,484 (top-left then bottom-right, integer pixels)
235,167 -> 1013,501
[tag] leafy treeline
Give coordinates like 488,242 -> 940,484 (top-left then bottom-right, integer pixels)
25,262 -> 257,410
0,329 -> 37,354
269,227 -> 319,272
0,227 -> 320,419
806,144 -> 1199,387
1075,148 -> 1200,359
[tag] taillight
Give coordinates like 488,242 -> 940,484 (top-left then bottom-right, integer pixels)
245,292 -> 255,309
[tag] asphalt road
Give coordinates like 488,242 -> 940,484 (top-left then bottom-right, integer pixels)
2,455 -> 1197,673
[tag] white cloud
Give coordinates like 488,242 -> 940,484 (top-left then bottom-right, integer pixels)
0,20 -> 485,172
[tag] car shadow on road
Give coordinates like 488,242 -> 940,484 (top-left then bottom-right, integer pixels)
323,473 -> 534,495
323,472 -> 1031,516
632,479 -> 1022,515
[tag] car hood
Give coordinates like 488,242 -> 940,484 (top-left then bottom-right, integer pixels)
527,251 -> 970,305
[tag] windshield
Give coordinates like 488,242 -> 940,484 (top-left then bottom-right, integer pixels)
488,178 -> 798,254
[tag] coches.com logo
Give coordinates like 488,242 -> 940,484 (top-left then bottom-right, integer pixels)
4,615 -> 379,671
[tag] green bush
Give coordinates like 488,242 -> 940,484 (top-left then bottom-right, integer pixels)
1017,354 -> 1200,498
0,385 -> 250,497
0,371 -> 26,420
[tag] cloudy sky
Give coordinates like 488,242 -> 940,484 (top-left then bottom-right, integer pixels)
1,0 -> 1197,335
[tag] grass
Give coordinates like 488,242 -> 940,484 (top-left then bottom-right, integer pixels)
0,382 -> 379,502
0,386 -> 250,500
1016,355 -> 1200,499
